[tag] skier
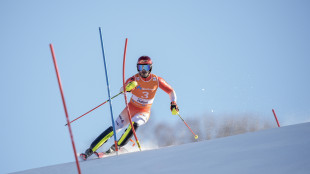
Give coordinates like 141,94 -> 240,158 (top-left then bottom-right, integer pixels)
80,56 -> 179,160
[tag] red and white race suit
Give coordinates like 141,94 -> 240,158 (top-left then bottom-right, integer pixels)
114,73 -> 176,131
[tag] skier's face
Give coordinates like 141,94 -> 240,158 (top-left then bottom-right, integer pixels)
137,64 -> 151,78
139,69 -> 150,78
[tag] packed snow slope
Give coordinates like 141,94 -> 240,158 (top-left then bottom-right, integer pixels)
11,122 -> 310,174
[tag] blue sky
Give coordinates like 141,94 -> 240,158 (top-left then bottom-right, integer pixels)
1,0 -> 310,173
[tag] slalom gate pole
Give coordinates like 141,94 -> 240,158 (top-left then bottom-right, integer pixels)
49,44 -> 81,174
177,113 -> 199,140
122,38 -> 142,151
99,27 -> 118,154
272,109 -> 281,127
65,91 -> 123,126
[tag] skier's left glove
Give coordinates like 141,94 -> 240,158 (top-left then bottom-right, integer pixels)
170,101 -> 179,115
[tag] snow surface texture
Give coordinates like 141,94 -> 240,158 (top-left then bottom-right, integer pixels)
11,122 -> 310,174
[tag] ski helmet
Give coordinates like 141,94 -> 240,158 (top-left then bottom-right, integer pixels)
137,56 -> 152,72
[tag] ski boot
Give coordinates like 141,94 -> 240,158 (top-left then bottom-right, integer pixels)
80,148 -> 93,160
105,144 -> 117,154
94,144 -> 119,158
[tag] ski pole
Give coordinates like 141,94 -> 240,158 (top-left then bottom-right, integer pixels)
65,91 -> 123,126
177,113 -> 199,140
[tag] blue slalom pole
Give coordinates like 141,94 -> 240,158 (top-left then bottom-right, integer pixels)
98,27 -> 118,154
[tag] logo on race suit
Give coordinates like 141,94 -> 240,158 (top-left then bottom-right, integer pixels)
137,98 -> 149,104
136,85 -> 156,91
119,115 -> 125,123
116,115 -> 125,126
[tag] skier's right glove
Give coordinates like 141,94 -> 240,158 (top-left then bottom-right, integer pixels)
170,101 -> 179,115
125,81 -> 138,92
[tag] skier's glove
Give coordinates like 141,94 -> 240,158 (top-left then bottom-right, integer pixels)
170,101 -> 179,115
125,81 -> 138,92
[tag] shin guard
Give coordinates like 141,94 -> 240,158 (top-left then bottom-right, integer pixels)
90,126 -> 114,152
117,122 -> 139,147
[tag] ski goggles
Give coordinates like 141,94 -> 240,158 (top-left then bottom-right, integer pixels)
137,64 -> 151,71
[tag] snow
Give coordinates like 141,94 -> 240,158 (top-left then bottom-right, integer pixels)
11,122 -> 310,174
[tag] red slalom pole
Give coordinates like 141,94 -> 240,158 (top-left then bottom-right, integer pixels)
122,38 -> 142,151
50,44 -> 81,174
272,109 -> 281,127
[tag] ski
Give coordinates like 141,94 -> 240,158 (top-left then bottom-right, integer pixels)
94,152 -> 107,158
95,147 -> 128,158
79,148 -> 128,161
